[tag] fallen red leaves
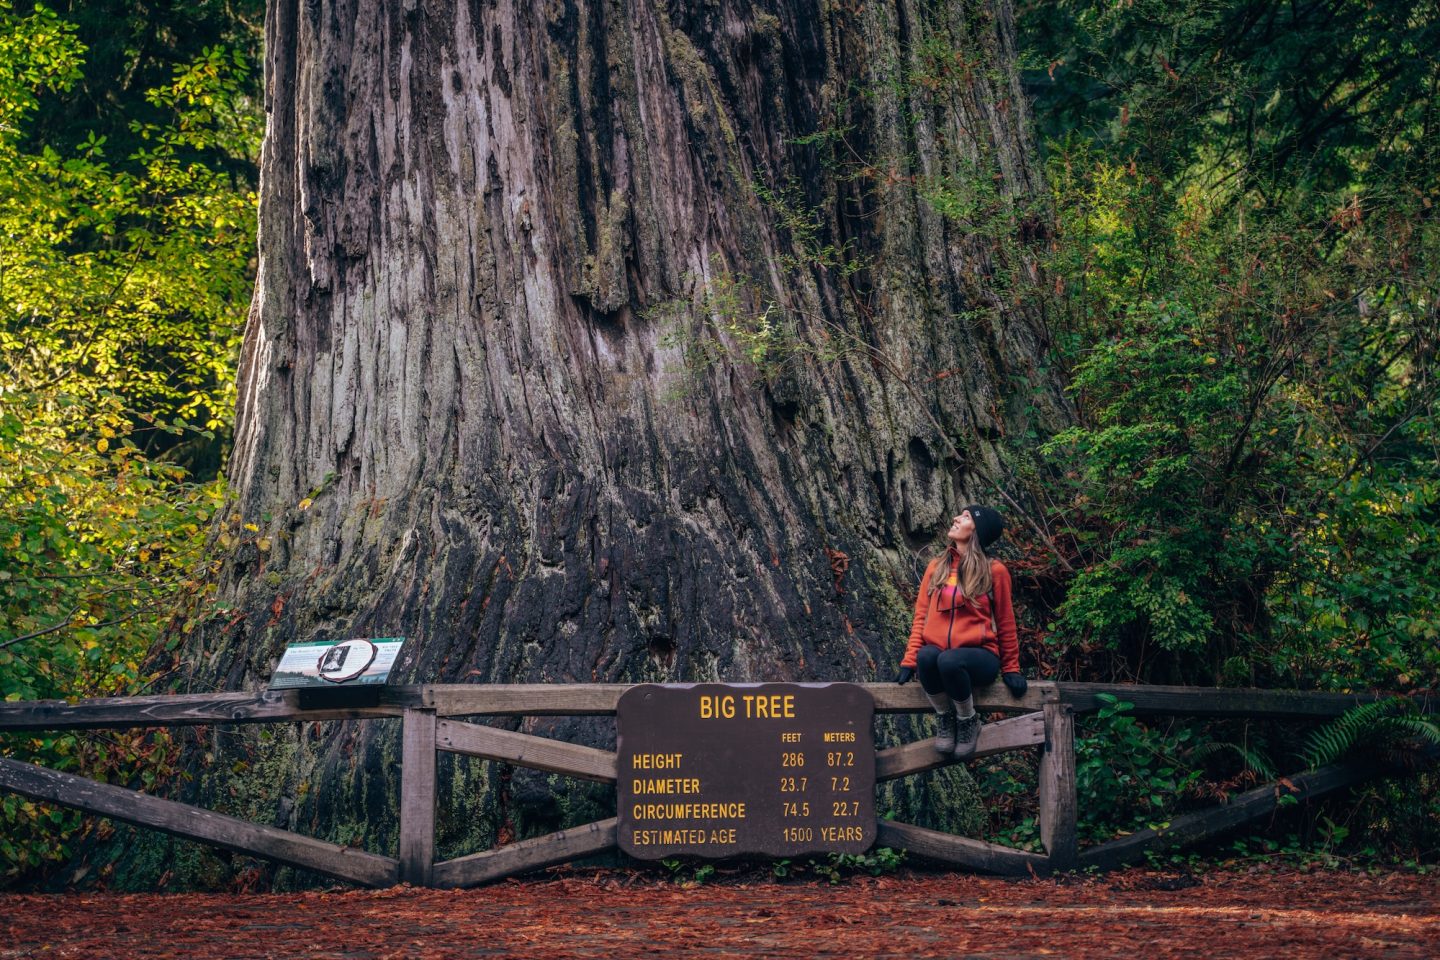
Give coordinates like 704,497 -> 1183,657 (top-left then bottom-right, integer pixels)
1,866 -> 1436,959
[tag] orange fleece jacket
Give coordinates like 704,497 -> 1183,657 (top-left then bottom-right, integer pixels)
901,552 -> 1020,675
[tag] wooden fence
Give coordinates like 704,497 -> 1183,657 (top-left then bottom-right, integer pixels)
0,683 -> 1418,887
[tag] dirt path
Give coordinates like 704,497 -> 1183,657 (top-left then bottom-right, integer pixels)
2,867 -> 1436,959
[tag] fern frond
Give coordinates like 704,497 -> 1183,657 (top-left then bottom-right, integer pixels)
1388,716 -> 1440,748
1190,740 -> 1277,780
1361,712 -> 1440,771
1231,743 -> 1278,780
1303,698 -> 1405,770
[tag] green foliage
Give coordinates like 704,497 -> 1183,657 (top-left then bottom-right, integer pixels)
659,857 -> 716,886
770,848 -> 905,882
0,0 -> 257,881
1074,694 -> 1204,842
1019,1 -> 1440,688
1,3 -> 260,448
652,263 -> 798,386
0,388 -> 221,878
1337,774 -> 1440,865
1042,302 -> 1251,653
19,0 -> 263,167
752,177 -> 868,279
1021,0 -> 1440,201
1304,698 -> 1440,770
814,847 -> 906,882
1037,152 -> 1440,684
1186,738 -> 1276,783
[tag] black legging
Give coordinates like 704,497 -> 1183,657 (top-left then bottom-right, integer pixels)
915,645 -> 1001,703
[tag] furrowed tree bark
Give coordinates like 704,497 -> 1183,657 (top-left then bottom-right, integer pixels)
139,0 -> 1067,885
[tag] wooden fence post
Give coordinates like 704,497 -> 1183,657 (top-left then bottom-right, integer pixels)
1038,702 -> 1077,870
399,707 -> 437,886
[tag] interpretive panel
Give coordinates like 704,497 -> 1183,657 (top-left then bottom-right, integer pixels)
268,638 -> 406,689
617,683 -> 875,859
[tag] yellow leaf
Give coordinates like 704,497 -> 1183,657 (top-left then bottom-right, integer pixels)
96,438 -> 109,452
257,537 -> 271,552
139,550 -> 151,562
298,498 -> 313,511
244,523 -> 259,532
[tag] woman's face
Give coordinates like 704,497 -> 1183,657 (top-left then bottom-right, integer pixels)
947,510 -> 974,546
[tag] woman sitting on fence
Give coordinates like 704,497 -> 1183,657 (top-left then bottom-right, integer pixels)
895,505 -> 1027,757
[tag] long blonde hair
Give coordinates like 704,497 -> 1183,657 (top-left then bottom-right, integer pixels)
924,540 -> 993,602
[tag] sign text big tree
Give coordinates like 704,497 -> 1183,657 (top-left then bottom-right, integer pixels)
167,0 -> 1067,880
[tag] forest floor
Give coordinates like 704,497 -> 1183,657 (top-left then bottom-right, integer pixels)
1,865 -> 1436,959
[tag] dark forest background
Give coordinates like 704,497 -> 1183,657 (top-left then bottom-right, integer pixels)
2,0 -> 1436,881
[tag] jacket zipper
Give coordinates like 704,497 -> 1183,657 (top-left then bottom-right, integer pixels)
945,559 -> 957,650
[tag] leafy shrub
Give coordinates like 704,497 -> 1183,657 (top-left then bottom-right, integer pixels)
0,1 -> 255,881
1074,694 -> 1204,842
1034,117 -> 1440,691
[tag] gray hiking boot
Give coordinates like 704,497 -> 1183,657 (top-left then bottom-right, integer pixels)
934,712 -> 958,754
952,713 -> 982,758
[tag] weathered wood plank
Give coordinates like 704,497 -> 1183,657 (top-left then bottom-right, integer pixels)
431,818 -> 619,888
866,682 -> 1056,714
399,709 -> 437,886
424,682 -> 1055,717
1078,761 -> 1381,872
425,684 -> 630,716
435,720 -> 618,783
875,820 -> 1047,875
875,712 -> 1045,781
0,758 -> 397,887
0,689 -> 416,731
1038,703 -> 1078,870
1056,684 -> 1427,719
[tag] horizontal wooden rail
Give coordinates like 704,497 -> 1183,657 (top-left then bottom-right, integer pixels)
433,818 -> 619,888
436,720 -> 618,783
1078,760 -> 1380,871
424,682 -> 1056,717
0,758 -> 398,887
876,820 -> 1048,875
1057,684 -> 1426,719
875,712 -> 1045,781
425,684 -> 630,717
872,682 -> 1054,714
0,690 -> 414,731
0,683 -> 1054,732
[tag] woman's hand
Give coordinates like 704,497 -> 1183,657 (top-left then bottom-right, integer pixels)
1002,672 -> 1027,698
895,666 -> 915,685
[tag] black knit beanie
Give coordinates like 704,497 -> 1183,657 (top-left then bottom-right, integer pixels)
963,504 -> 1005,551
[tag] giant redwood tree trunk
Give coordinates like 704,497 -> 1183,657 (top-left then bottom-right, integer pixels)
151,0 -> 1067,882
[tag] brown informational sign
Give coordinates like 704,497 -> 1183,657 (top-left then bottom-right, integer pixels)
617,683 -> 875,860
